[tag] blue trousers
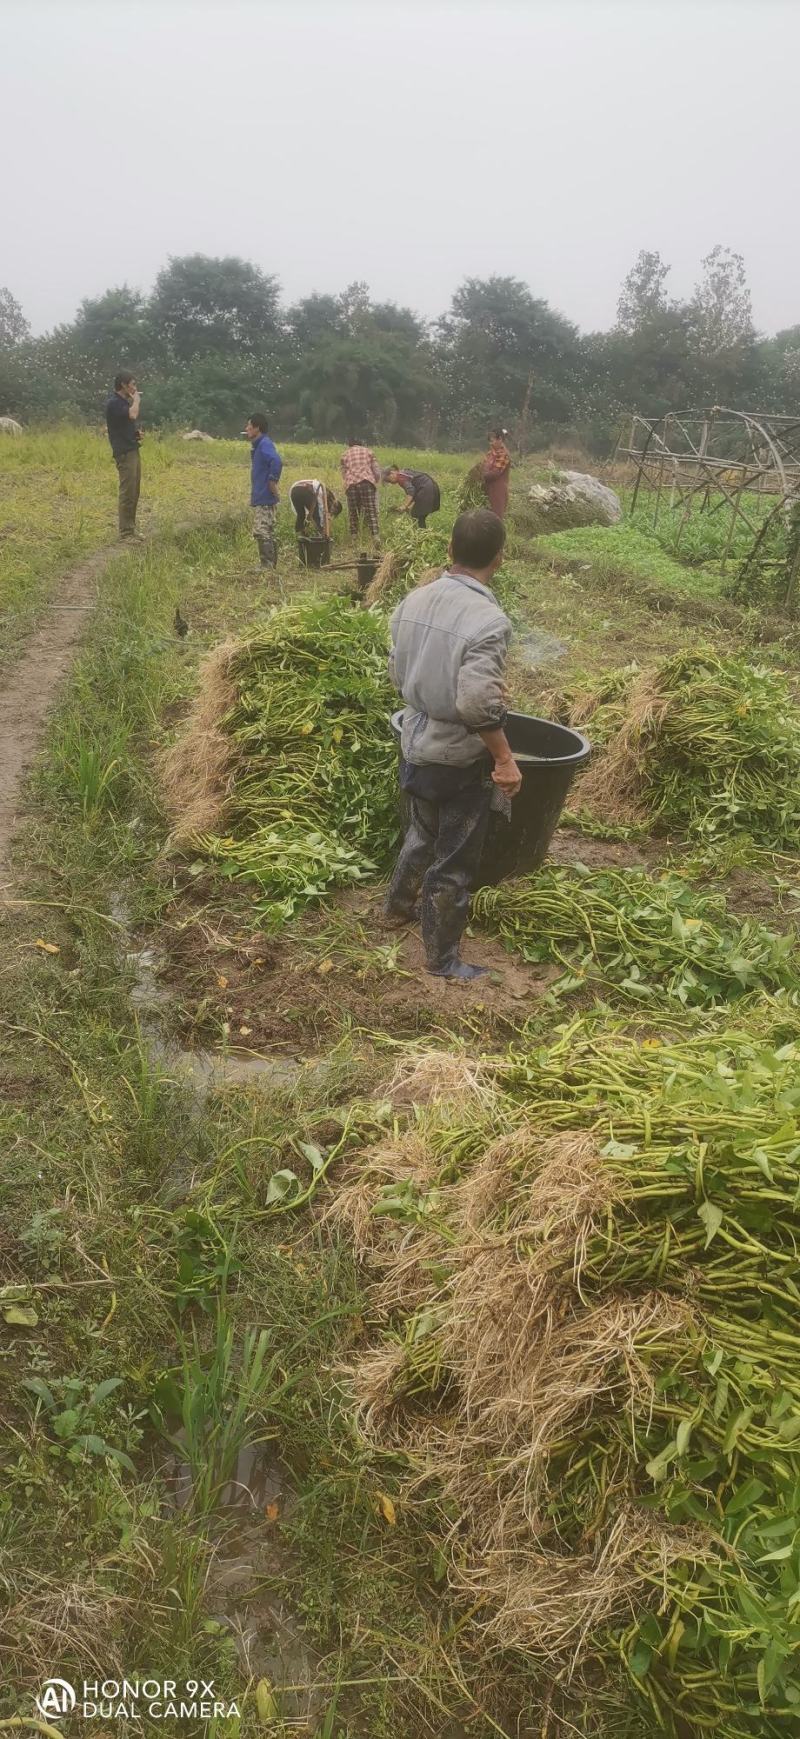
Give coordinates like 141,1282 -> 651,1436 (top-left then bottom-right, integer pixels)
385,760 -> 492,972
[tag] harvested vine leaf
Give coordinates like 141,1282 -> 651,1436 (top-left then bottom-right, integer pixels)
473,863 -> 793,1006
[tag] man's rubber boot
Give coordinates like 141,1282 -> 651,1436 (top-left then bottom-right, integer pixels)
427,956 -> 490,982
256,535 -> 277,569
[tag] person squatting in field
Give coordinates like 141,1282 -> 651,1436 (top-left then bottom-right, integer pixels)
289,478 -> 343,536
105,371 -> 143,540
384,507 -> 522,981
340,439 -> 382,540
385,464 -> 441,528
245,413 -> 282,566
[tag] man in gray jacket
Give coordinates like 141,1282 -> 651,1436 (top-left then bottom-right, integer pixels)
385,508 -> 522,980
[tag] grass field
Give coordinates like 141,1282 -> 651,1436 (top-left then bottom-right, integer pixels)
3,438 -> 800,1737
0,432 -> 475,660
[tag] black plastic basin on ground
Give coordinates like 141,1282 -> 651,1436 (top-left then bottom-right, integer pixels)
390,709 -> 591,884
298,535 -> 331,568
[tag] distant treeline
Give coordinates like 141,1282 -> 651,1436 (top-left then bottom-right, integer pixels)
0,248 -> 797,451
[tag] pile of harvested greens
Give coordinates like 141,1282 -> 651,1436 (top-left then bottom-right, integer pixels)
176,597 -> 399,925
333,1005 -> 800,1736
474,862 -> 794,1005
576,649 -> 800,847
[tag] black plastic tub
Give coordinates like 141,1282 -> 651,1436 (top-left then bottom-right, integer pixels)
298,535 -> 331,568
356,554 -> 380,592
390,709 -> 591,884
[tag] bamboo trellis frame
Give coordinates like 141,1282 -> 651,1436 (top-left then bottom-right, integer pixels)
608,407 -> 800,571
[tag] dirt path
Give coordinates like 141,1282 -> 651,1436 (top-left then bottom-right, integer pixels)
0,545 -> 114,883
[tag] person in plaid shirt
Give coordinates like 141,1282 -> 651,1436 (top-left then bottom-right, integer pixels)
340,439 -> 381,541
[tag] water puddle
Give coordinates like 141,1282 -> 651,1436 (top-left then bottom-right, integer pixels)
163,1442 -> 323,1722
207,1509 -> 323,1721
114,890 -> 330,1723
163,1440 -> 289,1514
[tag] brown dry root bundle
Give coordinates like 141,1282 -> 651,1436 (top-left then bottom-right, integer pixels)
365,553 -> 447,607
159,639 -> 239,838
574,666 -> 669,823
414,563 -> 447,589
449,1510 -> 706,1660
387,1045 -> 496,1109
326,1049 -> 505,1258
350,1341 -> 416,1437
323,1126 -> 439,1260
364,547 -> 401,605
342,1097 -> 713,1671
451,1128 -> 610,1243
447,1289 -> 690,1469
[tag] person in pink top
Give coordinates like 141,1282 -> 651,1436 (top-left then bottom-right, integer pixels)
340,438 -> 382,541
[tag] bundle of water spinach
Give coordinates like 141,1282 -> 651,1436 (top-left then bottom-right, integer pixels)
474,862 -> 794,1005
195,597 -> 398,925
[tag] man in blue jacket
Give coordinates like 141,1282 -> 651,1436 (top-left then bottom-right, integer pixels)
245,412 -> 282,567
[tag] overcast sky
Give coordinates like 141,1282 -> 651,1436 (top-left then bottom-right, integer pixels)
2,0 -> 797,338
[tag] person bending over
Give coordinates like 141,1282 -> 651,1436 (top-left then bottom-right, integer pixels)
384,508 -> 521,981
386,464 -> 441,529
289,478 -> 343,536
245,413 -> 282,567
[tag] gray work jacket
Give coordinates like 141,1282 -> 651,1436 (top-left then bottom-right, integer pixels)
389,570 -> 512,767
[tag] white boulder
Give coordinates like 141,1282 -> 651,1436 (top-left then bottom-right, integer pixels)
527,469 -> 622,532
0,417 -> 23,435
182,429 -> 215,442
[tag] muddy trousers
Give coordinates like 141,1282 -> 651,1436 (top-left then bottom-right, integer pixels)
252,503 -> 278,567
115,449 -> 141,538
385,768 -> 492,973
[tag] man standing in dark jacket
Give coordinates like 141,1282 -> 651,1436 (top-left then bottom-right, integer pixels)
105,371 -> 142,541
245,413 -> 282,567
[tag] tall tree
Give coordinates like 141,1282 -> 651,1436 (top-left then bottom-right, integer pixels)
689,246 -> 754,355
286,328 -> 435,443
70,285 -> 157,378
286,293 -> 343,349
144,355 -> 279,436
616,250 -> 671,333
370,301 -> 426,341
149,254 -> 280,363
0,287 -> 30,348
336,281 -> 372,335
437,276 -> 583,443
762,326 -> 800,412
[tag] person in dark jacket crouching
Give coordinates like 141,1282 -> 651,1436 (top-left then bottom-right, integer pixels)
384,508 -> 521,980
